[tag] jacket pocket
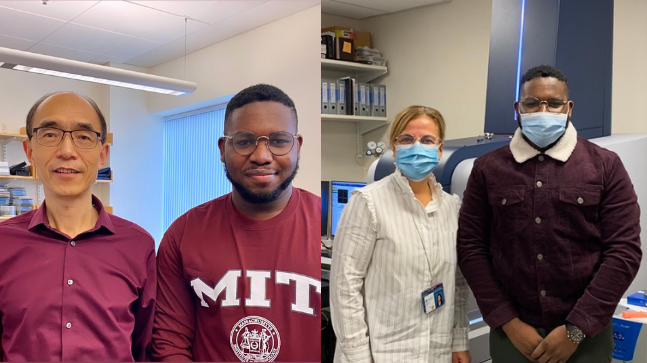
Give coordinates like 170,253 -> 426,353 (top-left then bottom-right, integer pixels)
488,185 -> 526,234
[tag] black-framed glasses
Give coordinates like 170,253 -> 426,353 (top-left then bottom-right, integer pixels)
32,127 -> 102,149
221,131 -> 299,156
519,97 -> 568,113
394,133 -> 442,146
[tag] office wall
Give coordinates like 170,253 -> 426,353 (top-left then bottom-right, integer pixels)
612,0 -> 647,134
149,5 -> 321,195
321,0 -> 493,182
107,86 -> 163,245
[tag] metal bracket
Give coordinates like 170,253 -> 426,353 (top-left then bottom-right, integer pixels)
356,123 -> 363,157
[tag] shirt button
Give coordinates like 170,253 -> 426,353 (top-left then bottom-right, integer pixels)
540,290 -> 546,296
536,181 -> 543,188
537,254 -> 544,260
535,217 -> 542,224
538,155 -> 545,161
70,241 -> 76,247
501,199 -> 507,205
67,279 -> 73,286
66,322 -> 72,329
577,197 -> 584,204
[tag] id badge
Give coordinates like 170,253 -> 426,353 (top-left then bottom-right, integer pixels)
421,283 -> 445,314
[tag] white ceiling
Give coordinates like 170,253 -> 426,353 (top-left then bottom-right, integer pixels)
321,0 -> 449,19
0,0 -> 320,68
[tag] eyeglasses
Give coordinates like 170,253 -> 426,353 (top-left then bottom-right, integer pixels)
519,97 -> 568,113
221,131 -> 299,156
32,127 -> 102,149
394,133 -> 442,146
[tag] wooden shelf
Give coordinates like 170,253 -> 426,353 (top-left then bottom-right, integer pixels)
0,132 -> 28,141
321,114 -> 389,134
0,174 -> 35,180
0,215 -> 13,221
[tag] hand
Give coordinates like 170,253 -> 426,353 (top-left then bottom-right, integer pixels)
502,318 -> 544,361
452,350 -> 471,363
530,325 -> 578,363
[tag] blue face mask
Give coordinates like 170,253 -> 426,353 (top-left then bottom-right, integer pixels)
395,142 -> 440,182
519,111 -> 568,148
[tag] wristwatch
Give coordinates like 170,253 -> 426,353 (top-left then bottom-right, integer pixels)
565,323 -> 586,344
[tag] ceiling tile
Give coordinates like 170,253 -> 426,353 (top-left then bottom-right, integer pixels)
130,1 -> 215,17
186,0 -> 321,53
41,23 -> 133,54
0,34 -> 37,50
334,0 -> 449,13
72,0 -> 180,38
140,15 -> 209,44
29,42 -> 102,62
104,37 -> 163,60
321,0 -> 386,19
186,1 -> 266,25
90,54 -> 128,65
0,1 -> 99,22
124,37 -> 186,68
0,6 -> 65,41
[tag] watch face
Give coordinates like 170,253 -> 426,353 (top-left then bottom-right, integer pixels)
568,325 -> 585,343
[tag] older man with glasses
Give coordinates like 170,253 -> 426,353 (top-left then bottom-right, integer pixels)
0,92 -> 156,362
458,65 -> 642,363
152,84 -> 321,362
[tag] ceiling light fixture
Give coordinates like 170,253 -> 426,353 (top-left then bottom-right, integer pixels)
0,46 -> 197,96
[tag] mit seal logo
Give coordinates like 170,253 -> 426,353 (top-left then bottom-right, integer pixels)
230,316 -> 281,362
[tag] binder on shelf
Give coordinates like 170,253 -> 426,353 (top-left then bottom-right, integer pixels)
352,79 -> 359,115
379,85 -> 387,117
359,83 -> 369,116
337,80 -> 346,114
339,77 -> 353,115
371,84 -> 380,116
321,79 -> 330,114
321,33 -> 335,59
329,80 -> 338,114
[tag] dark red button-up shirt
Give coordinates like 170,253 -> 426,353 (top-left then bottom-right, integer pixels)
458,137 -> 642,337
0,196 -> 156,361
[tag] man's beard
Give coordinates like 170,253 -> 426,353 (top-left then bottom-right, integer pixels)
225,162 -> 299,204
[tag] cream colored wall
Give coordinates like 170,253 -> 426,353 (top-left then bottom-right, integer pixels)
149,5 -> 321,195
321,0 -> 492,182
612,0 -> 647,134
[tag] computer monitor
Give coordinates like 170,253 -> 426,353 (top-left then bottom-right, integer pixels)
330,180 -> 366,238
321,181 -> 330,238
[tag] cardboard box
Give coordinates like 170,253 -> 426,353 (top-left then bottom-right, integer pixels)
354,31 -> 372,48
338,37 -> 354,62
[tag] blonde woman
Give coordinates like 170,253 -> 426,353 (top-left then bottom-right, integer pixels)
330,105 -> 470,363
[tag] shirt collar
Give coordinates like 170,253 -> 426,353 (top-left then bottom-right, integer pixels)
509,121 -> 578,163
392,167 -> 444,210
28,195 -> 116,235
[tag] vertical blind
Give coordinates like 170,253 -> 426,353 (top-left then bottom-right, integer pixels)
163,108 -> 231,231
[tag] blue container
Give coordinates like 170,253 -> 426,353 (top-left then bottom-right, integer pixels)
628,291 -> 647,308
613,317 -> 644,361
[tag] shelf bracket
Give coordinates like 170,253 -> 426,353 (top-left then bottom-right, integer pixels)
356,123 -> 363,157
1,139 -> 6,163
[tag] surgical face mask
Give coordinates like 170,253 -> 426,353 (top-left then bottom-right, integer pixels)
395,142 -> 440,182
519,111 -> 568,148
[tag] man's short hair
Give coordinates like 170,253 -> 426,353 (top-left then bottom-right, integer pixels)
224,84 -> 298,133
520,65 -> 569,96
26,92 -> 108,144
